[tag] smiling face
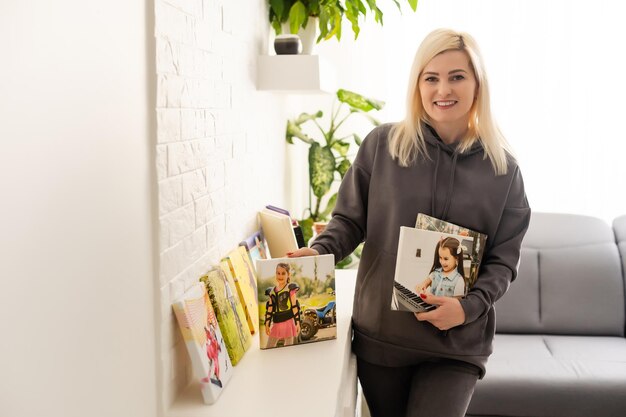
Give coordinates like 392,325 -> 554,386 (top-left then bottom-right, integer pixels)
275,265 -> 289,288
438,246 -> 458,273
419,49 -> 477,142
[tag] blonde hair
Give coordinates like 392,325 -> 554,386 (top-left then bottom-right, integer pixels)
389,28 -> 513,175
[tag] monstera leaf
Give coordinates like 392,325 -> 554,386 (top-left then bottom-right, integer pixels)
309,143 -> 335,198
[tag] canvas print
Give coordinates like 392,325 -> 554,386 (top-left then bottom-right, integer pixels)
391,226 -> 476,312
224,247 -> 259,334
200,265 -> 252,365
256,254 -> 336,349
415,213 -> 487,288
172,282 -> 232,404
239,230 -> 268,265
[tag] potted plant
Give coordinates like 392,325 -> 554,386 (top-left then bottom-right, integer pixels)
268,0 -> 418,44
286,89 -> 384,267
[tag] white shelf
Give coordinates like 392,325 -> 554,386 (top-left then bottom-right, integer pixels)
257,55 -> 337,93
167,270 -> 358,417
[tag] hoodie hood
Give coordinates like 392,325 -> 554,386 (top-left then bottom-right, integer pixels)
422,124 -> 484,220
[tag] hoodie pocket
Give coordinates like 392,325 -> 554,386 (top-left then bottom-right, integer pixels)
353,249 -> 396,336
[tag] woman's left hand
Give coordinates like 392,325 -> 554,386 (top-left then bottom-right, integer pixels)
296,322 -> 301,335
414,294 -> 465,331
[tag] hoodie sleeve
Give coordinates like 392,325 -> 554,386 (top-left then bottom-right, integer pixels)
459,165 -> 531,325
309,128 -> 378,263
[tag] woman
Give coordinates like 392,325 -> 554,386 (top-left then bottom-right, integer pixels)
288,28 -> 530,417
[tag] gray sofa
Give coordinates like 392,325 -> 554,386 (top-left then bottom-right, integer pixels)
467,212 -> 626,417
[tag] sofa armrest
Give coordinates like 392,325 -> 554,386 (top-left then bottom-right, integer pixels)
614,215 -> 626,295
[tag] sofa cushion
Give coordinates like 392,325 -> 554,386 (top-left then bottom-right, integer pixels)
495,213 -> 625,336
467,334 -> 626,417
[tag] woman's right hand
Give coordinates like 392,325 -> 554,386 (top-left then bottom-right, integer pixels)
286,247 -> 319,258
265,325 -> 271,336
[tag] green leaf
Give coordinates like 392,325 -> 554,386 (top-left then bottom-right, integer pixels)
320,192 -> 338,219
365,0 -> 383,22
331,140 -> 350,157
408,0 -> 419,12
271,19 -> 282,34
289,1 -> 307,34
309,143 -> 335,199
353,133 -> 362,146
269,0 -> 285,21
317,5 -> 331,40
286,120 -> 315,144
353,243 -> 364,258
295,111 -> 322,125
337,89 -> 385,112
391,0 -> 402,12
355,0 -> 367,15
337,159 -> 351,178
336,255 -> 353,269
345,1 -> 360,39
298,216 -> 315,245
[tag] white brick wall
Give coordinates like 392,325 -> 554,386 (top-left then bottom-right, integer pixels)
155,0 -> 288,409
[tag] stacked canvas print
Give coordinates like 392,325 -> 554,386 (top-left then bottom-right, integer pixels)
224,247 -> 259,334
173,208 -> 341,404
239,230 -> 268,264
200,266 -> 252,365
391,214 -> 487,313
256,254 -> 336,349
172,283 -> 233,404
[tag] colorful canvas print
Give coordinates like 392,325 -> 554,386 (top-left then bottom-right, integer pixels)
256,254 -> 336,349
172,282 -> 232,404
415,213 -> 487,288
391,226 -> 477,312
239,230 -> 268,265
236,245 -> 258,295
200,266 -> 251,365
224,247 -> 259,334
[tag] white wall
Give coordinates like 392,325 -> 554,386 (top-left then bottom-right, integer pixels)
0,2 -> 157,417
154,0 -> 288,410
309,0 -> 626,223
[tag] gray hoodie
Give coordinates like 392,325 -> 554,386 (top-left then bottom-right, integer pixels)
311,123 -> 531,377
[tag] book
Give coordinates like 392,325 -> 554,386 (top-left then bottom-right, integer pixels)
239,230 -> 268,265
258,208 -> 299,258
415,213 -> 487,289
264,205 -> 306,248
172,282 -> 233,404
256,254 -> 336,349
391,226 -> 479,312
200,266 -> 252,365
224,247 -> 259,335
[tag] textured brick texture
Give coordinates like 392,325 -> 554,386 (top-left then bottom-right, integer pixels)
155,0 -> 288,408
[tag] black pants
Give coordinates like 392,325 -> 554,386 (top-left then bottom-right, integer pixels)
358,357 -> 480,417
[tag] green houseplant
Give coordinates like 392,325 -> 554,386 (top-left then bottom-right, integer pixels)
269,0 -> 419,43
286,89 -> 384,267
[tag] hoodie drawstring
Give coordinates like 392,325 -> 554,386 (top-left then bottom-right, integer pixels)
431,146 -> 441,217
430,145 -> 459,220
441,151 -> 459,219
